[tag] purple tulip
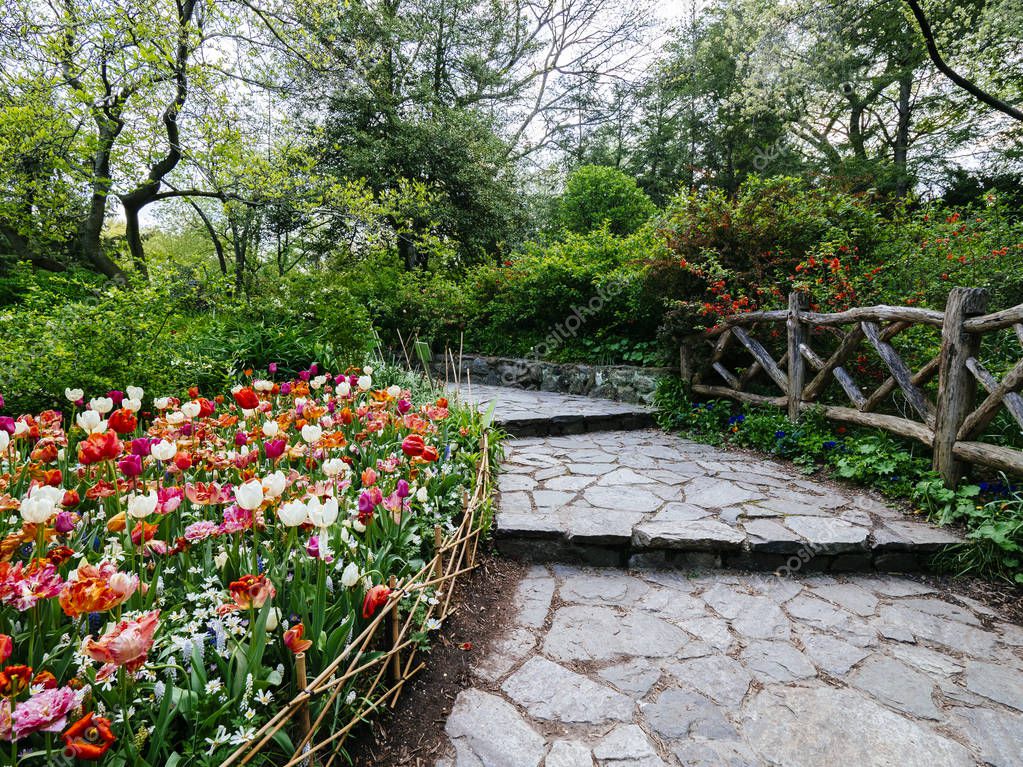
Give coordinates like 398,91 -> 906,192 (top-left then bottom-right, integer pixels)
396,479 -> 410,498
118,454 -> 143,478
264,439 -> 287,461
54,511 -> 76,534
396,399 -> 411,415
235,431 -> 248,446
130,437 -> 154,457
280,382 -> 292,396
180,423 -> 194,437
299,370 -> 311,382
309,363 -> 318,375
0,417 -> 14,434
358,491 -> 376,516
268,362 -> 278,374
107,390 -> 125,406
0,392 -> 5,410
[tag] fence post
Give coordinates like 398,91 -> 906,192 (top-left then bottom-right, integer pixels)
787,291 -> 809,421
933,287 -> 988,487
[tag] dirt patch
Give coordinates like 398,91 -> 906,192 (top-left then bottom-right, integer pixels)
924,572 -> 1023,626
343,550 -> 526,766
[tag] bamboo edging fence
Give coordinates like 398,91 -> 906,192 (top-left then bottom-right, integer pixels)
680,289 -> 1023,487
222,430 -> 492,767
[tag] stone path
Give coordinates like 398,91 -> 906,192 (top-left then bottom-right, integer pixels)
438,566 -> 1023,767
433,386 -> 1020,766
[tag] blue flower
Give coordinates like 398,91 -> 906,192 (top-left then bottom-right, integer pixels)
728,414 -> 745,425
823,440 -> 837,449
774,430 -> 786,439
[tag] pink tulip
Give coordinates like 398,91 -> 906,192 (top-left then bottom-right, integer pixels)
83,610 -> 160,678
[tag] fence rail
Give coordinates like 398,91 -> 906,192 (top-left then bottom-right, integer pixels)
680,288 -> 1023,486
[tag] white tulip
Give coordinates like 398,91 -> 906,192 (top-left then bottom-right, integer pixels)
151,440 -> 177,462
278,500 -> 308,527
154,397 -> 171,410
214,551 -> 229,569
13,421 -> 28,438
363,366 -> 374,375
310,376 -> 324,391
262,471 -> 287,498
386,385 -> 401,398
65,388 -> 84,403
294,397 -> 307,408
166,411 -> 185,425
322,458 -> 347,477
126,386 -> 144,402
336,381 -> 351,397
253,379 -> 273,392
122,398 -> 142,413
0,432 -> 9,453
235,479 -> 265,511
90,397 -> 113,414
352,519 -> 366,533
416,486 -> 429,504
357,375 -> 372,391
181,401 -> 201,419
340,561 -> 360,588
76,410 -> 104,434
19,485 -> 63,524
265,607 -> 281,632
301,424 -> 322,444
126,491 -> 159,519
307,496 -> 338,527
262,421 -> 279,438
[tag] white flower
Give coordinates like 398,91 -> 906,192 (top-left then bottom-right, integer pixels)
261,421 -> 279,438
301,424 -> 322,444
166,411 -> 185,425
363,366 -> 374,375
234,480 -> 265,511
214,551 -> 229,569
386,385 -> 401,398
322,458 -> 347,477
181,401 -> 201,419
255,689 -> 274,706
20,485 -> 63,524
13,421 -> 28,438
76,410 -> 105,434
127,491 -> 159,519
310,375 -> 326,390
262,471 -> 287,498
122,398 -> 142,413
154,397 -> 171,410
265,607 -> 280,632
306,496 -> 338,528
277,500 -> 308,527
65,388 -> 84,403
0,432 -> 8,453
253,379 -> 273,392
126,386 -> 144,402
416,486 -> 429,504
151,440 -> 177,462
340,561 -> 360,588
336,380 -> 351,397
356,375 -> 372,391
90,397 -> 114,414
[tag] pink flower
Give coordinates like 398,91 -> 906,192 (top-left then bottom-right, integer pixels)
183,520 -> 220,542
264,439 -> 287,461
10,686 -> 85,739
221,505 -> 253,534
0,562 -> 64,612
157,486 -> 183,514
83,610 -> 160,679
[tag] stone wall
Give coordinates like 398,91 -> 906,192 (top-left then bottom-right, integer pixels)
431,353 -> 670,405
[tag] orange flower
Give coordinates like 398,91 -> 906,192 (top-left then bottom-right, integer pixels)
220,575 -> 275,614
62,712 -> 116,760
0,665 -> 33,697
0,635 -> 11,664
77,432 -> 123,465
59,563 -> 140,617
107,409 -> 138,435
283,623 -> 312,654
82,610 -> 160,676
361,585 -> 391,619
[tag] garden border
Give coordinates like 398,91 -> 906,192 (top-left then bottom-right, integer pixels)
222,431 -> 492,767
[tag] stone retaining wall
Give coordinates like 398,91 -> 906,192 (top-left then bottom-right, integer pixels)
432,354 -> 670,405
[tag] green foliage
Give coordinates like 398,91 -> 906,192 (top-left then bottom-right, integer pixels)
558,166 -> 657,237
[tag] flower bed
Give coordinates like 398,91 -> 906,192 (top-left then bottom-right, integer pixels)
0,366 -> 494,765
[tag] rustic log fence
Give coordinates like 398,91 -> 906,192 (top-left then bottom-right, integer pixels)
680,289 -> 1023,486
222,431 -> 492,767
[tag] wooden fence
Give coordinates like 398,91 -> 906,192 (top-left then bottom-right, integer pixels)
680,288 -> 1023,486
221,432 -> 492,767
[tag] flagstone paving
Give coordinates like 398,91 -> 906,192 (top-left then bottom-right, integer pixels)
494,429 -> 961,572
435,566 -> 1023,767
432,386 -> 1019,766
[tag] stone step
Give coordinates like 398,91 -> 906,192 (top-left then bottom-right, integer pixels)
448,384 -> 656,436
494,429 -> 963,575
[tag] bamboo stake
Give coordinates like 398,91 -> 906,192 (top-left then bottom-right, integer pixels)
389,575 -> 400,684
295,652 -> 315,767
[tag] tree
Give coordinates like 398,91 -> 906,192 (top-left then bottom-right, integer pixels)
558,165 -> 655,236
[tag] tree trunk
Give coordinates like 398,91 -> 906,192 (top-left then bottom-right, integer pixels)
80,136 -> 126,281
121,202 -> 150,279
894,71 -> 912,198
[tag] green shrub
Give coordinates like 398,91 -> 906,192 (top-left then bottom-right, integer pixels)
558,165 -> 657,237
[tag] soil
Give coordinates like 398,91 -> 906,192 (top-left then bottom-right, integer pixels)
343,550 -> 526,766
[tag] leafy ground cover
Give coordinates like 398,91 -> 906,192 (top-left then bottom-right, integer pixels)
0,364 -> 495,764
655,377 -> 1023,584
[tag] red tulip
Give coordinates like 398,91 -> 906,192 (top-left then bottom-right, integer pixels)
401,434 -> 425,458
233,388 -> 260,410
283,623 -> 312,654
0,635 -> 11,664
77,432 -> 123,465
108,408 -> 138,435
62,712 -> 116,760
361,585 -> 391,619
421,445 -> 439,462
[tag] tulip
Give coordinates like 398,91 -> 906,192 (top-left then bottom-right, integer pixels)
76,410 -> 105,434
166,411 -> 185,425
233,388 -> 260,410
235,431 -> 248,447
181,401 -> 201,419
117,454 -> 143,478
264,439 -> 287,461
262,471 -> 287,498
306,496 -> 339,528
54,511 -> 77,533
283,623 -> 312,653
262,421 -> 279,438
226,575 -> 275,611
122,398 -> 142,413
340,561 -> 360,588
265,607 -> 281,632
416,486 -> 429,504
397,398 -> 411,414
82,610 -> 160,676
77,432 -> 123,465
278,500 -> 308,527
401,434 -> 425,458
0,431 -> 8,453
361,584 -> 391,619
126,386 -> 144,402
126,492 -> 158,519
173,451 -> 192,471
130,437 -> 154,457
20,484 -> 63,524
268,362 -> 278,374
65,388 -> 84,403
0,634 -> 11,663
357,375 -> 372,391
234,479 -> 265,511
89,397 -> 114,415
151,439 -> 176,462
396,479 -> 410,498
322,458 -> 347,477
337,380 -> 351,397
62,712 -> 117,760
301,424 -> 322,444
154,397 -> 171,410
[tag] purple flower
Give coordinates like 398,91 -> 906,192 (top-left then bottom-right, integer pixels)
397,399 -> 411,415
131,437 -> 154,457
180,423 -> 194,437
117,454 -> 143,478
280,382 -> 292,396
396,479 -> 410,498
54,511 -> 76,534
264,439 -> 287,461
299,370 -> 311,382
0,417 -> 15,435
268,362 -> 278,374
309,363 -> 318,375
0,392 -> 4,410
107,390 -> 125,406
235,431 -> 248,447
